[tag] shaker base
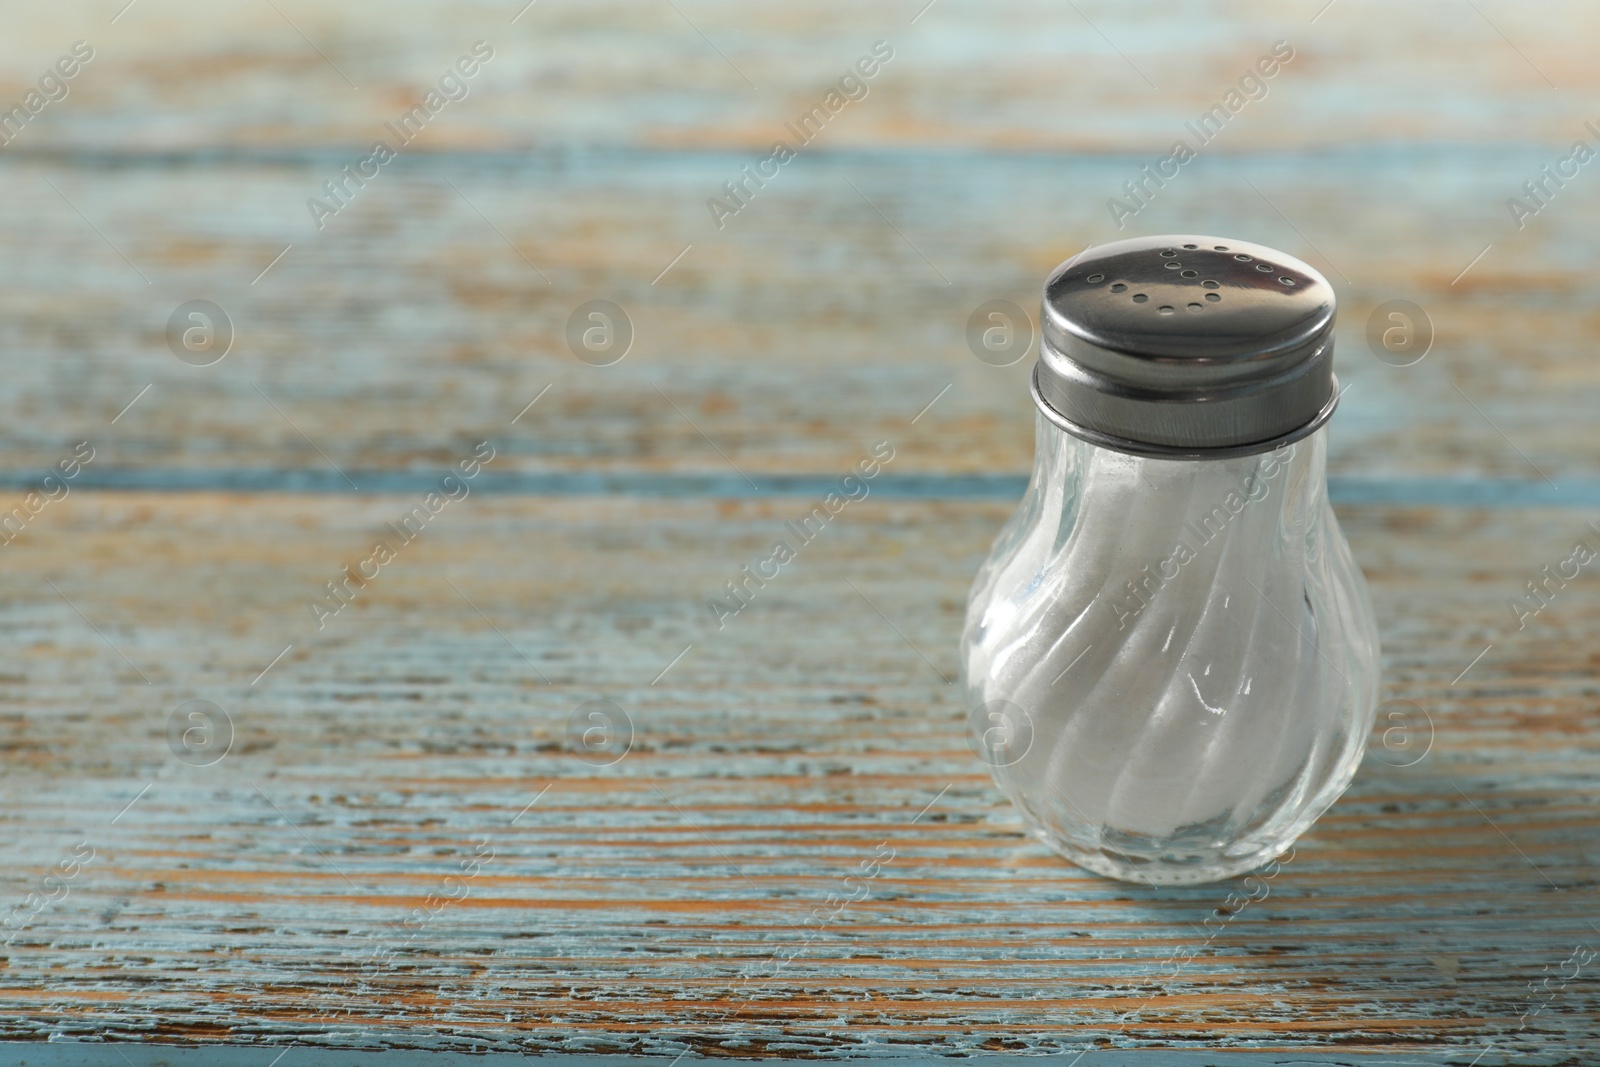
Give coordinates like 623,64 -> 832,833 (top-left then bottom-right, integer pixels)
1023,821 -> 1296,886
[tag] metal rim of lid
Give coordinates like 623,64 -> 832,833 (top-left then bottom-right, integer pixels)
1033,235 -> 1337,458
1032,362 -> 1340,460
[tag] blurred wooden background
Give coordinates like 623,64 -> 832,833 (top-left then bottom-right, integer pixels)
0,1 -> 1597,1062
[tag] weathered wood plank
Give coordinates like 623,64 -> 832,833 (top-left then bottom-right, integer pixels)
2,2 -> 1598,1061
0,493 -> 1595,1059
0,0 -> 1592,152
0,4 -> 1597,482
0,149 -> 1597,482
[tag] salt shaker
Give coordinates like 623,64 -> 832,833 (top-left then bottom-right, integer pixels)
961,235 -> 1380,885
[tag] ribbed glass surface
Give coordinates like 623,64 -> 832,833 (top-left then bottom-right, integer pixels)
961,412 -> 1380,884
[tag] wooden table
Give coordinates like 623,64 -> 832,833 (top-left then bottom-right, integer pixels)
1,2 -> 1597,1063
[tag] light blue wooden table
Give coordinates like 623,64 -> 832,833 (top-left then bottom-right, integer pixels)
0,1 -> 1596,1063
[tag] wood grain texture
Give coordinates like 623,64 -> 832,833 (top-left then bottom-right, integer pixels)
0,493 -> 1596,1061
2,150 -> 1598,485
1,0 -> 1598,1061
0,0 -> 1592,152
0,3 -> 1596,482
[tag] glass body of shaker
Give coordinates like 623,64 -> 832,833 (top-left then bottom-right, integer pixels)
961,409 -> 1380,884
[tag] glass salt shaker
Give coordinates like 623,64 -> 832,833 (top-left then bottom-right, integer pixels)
961,235 -> 1380,885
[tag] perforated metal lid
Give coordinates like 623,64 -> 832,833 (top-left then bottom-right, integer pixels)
1032,235 -> 1338,459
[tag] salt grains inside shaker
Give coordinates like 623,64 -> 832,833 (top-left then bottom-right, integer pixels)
960,235 -> 1381,885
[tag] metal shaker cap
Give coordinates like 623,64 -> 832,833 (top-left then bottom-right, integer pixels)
1032,234 -> 1338,458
